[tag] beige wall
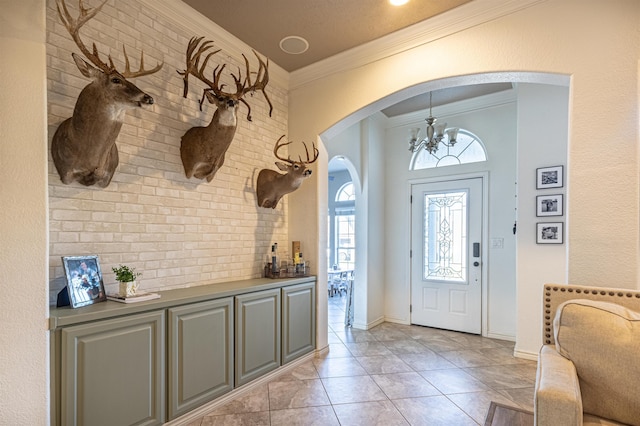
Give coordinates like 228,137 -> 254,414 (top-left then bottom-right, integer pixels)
288,0 -> 639,354
0,1 -> 49,423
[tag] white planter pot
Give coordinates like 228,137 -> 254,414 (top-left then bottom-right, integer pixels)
119,280 -> 138,297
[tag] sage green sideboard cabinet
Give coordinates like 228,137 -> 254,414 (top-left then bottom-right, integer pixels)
59,311 -> 166,426
50,277 -> 316,426
167,297 -> 234,419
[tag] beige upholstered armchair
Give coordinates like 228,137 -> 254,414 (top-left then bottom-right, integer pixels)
534,284 -> 640,426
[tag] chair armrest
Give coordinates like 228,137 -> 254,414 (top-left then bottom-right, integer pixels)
534,345 -> 583,426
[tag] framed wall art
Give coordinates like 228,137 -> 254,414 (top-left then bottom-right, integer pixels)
62,255 -> 107,308
536,165 -> 563,189
536,222 -> 564,244
536,194 -> 563,217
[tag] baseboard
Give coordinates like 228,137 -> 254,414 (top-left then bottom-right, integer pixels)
351,315 -> 386,330
383,317 -> 411,326
486,331 -> 515,342
165,350 -> 316,425
513,347 -> 539,361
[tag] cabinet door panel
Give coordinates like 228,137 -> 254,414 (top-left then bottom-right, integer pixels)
235,289 -> 281,386
168,298 -> 233,419
61,311 -> 165,426
282,282 -> 316,364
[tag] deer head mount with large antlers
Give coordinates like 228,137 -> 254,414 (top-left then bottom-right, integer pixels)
51,0 -> 163,188
256,136 -> 319,209
178,36 -> 273,183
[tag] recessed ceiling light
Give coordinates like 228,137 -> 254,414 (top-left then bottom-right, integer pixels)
279,36 -> 309,55
390,0 -> 409,5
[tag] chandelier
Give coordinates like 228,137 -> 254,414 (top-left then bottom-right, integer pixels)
408,92 -> 459,154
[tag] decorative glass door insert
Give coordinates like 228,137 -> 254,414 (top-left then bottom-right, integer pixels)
423,190 -> 468,282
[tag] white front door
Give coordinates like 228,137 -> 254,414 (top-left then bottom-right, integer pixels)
410,177 -> 483,334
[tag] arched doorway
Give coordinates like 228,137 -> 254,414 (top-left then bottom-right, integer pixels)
316,74 -> 569,345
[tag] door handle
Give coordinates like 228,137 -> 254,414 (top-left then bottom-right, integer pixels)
473,242 -> 480,258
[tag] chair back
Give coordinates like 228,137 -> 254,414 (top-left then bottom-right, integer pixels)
543,283 -> 640,345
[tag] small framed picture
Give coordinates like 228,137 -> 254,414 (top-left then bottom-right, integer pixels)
62,255 -> 107,308
536,194 -> 563,217
536,222 -> 564,244
536,166 -> 563,189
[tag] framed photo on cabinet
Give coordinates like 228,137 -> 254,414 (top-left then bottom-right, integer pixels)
536,194 -> 563,217
62,255 -> 107,308
536,166 -> 563,189
536,222 -> 563,244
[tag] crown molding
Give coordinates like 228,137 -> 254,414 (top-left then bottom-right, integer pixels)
139,0 -> 289,89
387,88 -> 517,129
290,0 -> 546,90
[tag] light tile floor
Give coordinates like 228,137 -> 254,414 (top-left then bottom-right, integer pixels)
185,294 -> 536,425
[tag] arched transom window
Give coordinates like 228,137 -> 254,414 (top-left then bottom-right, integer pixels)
336,182 -> 355,202
410,129 -> 487,170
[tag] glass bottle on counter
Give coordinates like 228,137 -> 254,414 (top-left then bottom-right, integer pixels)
296,252 -> 304,276
270,244 -> 277,276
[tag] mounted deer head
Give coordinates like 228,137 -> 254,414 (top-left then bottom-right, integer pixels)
256,136 -> 319,209
51,0 -> 163,188
178,36 -> 273,182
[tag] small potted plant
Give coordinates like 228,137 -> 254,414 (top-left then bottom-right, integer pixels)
112,265 -> 142,297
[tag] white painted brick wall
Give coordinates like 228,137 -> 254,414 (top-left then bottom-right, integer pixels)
47,0 -> 290,303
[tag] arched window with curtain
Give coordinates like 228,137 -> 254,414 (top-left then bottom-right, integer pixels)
410,128 -> 487,170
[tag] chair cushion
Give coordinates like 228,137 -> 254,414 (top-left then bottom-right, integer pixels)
554,299 -> 640,425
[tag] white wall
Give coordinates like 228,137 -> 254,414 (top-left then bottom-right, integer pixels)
515,83 -> 569,356
360,115 -> 386,327
289,0 -> 639,357
0,1 -> 49,423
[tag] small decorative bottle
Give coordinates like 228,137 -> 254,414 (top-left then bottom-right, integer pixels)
271,243 -> 279,277
297,252 -> 304,276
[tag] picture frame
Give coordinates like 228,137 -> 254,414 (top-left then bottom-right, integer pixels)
536,194 -> 563,217
62,255 -> 107,308
536,222 -> 564,244
536,165 -> 563,189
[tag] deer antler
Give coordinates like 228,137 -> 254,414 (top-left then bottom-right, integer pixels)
178,36 -> 221,98
299,141 -> 320,164
236,50 -> 273,120
273,135 -> 319,164
56,0 -> 162,76
274,135 -> 294,163
119,45 -> 163,78
179,37 -> 273,120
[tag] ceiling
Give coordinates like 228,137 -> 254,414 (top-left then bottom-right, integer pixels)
182,0 -> 514,173
181,0 -> 512,117
181,0 -> 473,72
